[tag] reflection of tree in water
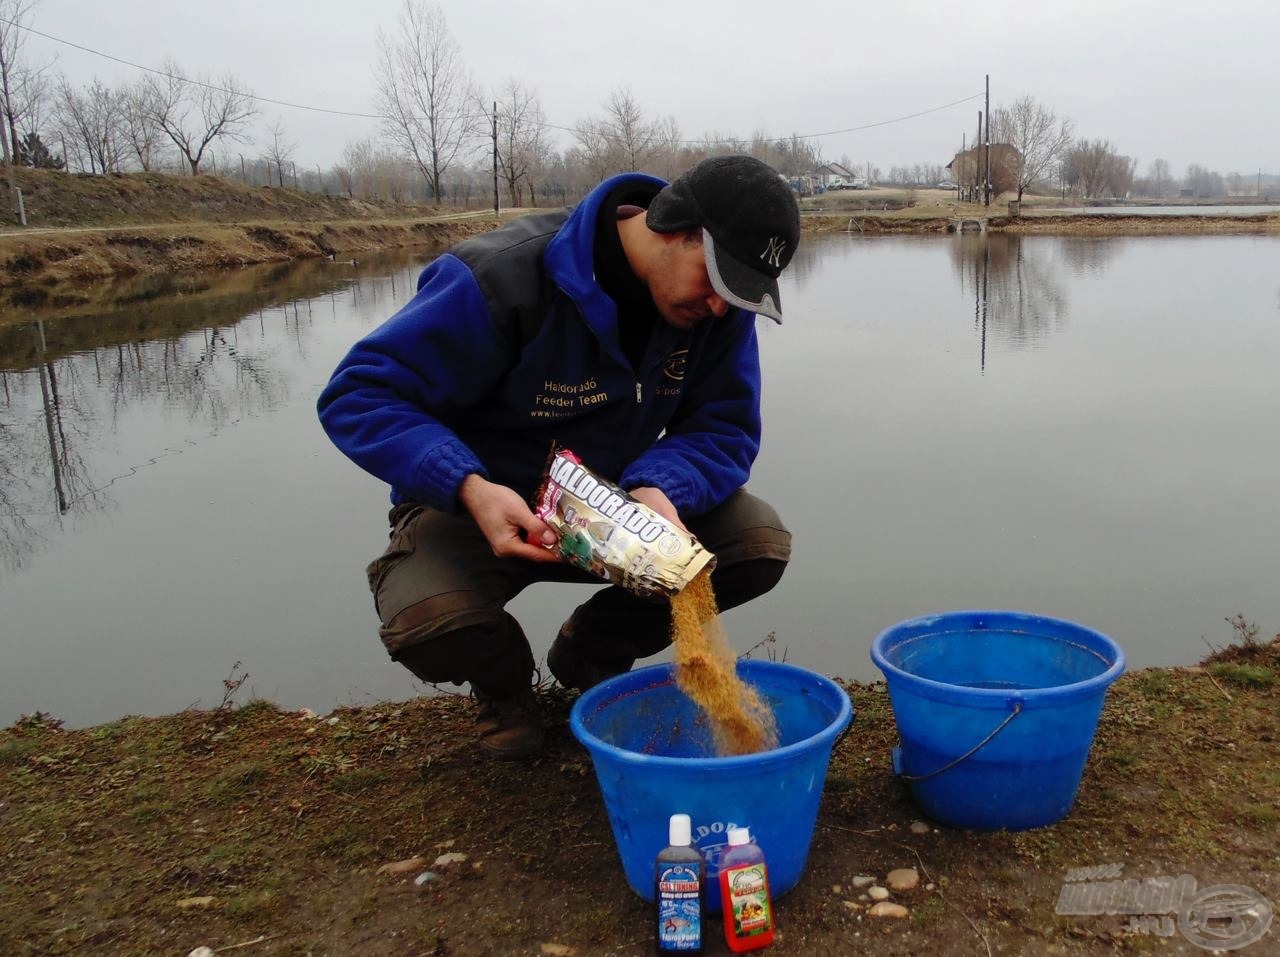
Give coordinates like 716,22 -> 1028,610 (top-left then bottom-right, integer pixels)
0,292 -> 314,577
1058,237 -> 1123,276
949,234 -> 1072,370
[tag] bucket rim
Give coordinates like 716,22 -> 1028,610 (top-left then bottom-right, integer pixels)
869,609 -> 1125,707
569,659 -> 852,769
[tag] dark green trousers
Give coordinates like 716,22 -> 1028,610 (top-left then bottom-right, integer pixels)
366,490 -> 791,699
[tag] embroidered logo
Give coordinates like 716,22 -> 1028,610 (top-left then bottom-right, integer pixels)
663,350 -> 688,381
760,236 -> 786,269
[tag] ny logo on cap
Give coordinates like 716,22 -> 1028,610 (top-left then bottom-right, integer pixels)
760,236 -> 787,269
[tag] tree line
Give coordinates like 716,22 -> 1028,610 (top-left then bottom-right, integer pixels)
0,0 -> 1268,210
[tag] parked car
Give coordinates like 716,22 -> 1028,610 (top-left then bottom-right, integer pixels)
936,181 -> 958,190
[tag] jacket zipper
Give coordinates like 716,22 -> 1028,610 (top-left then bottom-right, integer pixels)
635,381 -> 642,404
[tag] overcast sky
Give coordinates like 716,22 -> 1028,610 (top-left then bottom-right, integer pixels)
21,0 -> 1280,179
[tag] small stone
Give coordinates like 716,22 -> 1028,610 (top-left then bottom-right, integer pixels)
377,855 -> 427,876
843,900 -> 862,910
926,882 -> 935,891
851,875 -> 875,888
831,884 -> 842,894
176,896 -> 214,909
189,948 -> 216,957
869,901 -> 909,919
433,851 -> 467,868
540,944 -> 576,956
868,885 -> 891,901
910,820 -> 931,835
887,868 -> 920,893
413,870 -> 437,886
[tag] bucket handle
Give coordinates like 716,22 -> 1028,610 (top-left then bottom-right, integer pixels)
893,699 -> 1023,782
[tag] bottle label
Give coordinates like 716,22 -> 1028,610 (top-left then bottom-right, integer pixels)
724,863 -> 772,938
656,863 -> 702,951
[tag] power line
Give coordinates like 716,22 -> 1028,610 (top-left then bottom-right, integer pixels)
8,15 -> 982,149
3,16 -> 384,119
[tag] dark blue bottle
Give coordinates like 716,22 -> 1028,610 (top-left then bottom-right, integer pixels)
654,813 -> 704,953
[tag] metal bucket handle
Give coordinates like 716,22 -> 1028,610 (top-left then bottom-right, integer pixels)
892,697 -> 1024,782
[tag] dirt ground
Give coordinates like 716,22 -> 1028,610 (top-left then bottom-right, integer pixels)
2,631 -> 1276,957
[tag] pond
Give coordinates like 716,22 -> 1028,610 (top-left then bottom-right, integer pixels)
2,233 -> 1278,727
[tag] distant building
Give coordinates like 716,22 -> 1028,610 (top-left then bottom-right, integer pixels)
947,144 -> 1021,198
812,162 -> 868,191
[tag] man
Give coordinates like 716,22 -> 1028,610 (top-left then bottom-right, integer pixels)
318,155 -> 799,758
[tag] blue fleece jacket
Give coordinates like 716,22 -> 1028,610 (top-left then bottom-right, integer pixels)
316,173 -> 763,517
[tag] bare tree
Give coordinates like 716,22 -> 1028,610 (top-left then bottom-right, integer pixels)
649,114 -> 684,180
54,76 -> 123,173
263,116 -> 296,187
990,96 -> 1075,202
771,133 -> 819,177
1144,158 -> 1171,198
374,1 -> 477,203
602,88 -> 659,173
0,0 -> 50,168
569,117 -> 615,184
1065,140 -> 1134,199
144,59 -> 258,175
1183,164 -> 1223,199
115,79 -> 164,171
490,78 -> 547,206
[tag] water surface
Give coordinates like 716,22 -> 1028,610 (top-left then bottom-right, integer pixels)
2,234 -> 1278,727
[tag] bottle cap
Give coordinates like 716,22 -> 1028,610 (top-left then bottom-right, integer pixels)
727,826 -> 751,847
669,813 -> 692,846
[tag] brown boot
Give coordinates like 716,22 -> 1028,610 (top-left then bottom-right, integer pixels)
473,687 -> 544,759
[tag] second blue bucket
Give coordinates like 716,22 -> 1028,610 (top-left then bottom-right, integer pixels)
571,659 -> 852,912
871,610 -> 1125,831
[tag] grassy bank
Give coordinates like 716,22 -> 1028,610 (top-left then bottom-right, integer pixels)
0,169 -> 500,288
2,171 -> 1279,288
2,634 -> 1276,956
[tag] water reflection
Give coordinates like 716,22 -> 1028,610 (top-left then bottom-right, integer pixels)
3,234 -> 1279,728
948,234 -> 1070,370
0,250 -> 433,577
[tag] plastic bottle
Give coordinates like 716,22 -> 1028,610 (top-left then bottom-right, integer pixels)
718,827 -> 775,952
654,813 -> 705,953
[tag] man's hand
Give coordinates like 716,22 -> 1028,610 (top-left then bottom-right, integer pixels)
458,474 -> 561,562
628,486 -> 688,532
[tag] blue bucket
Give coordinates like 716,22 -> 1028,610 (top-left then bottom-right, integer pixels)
871,610 -> 1125,831
570,659 -> 852,912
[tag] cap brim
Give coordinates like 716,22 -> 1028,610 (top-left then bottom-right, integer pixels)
702,228 -> 783,323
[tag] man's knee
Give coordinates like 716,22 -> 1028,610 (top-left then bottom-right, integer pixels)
390,607 -> 534,698
691,490 -> 791,568
378,591 -> 501,659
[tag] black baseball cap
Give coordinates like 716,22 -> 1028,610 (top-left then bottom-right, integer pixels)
646,155 -> 800,323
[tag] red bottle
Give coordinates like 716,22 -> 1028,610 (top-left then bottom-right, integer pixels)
718,827 -> 775,951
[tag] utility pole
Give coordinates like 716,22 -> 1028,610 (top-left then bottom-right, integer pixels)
961,133 -> 966,201
491,101 -> 499,217
983,74 -> 991,207
976,112 -> 982,204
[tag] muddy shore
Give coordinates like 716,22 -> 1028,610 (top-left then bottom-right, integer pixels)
2,637 -> 1276,956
